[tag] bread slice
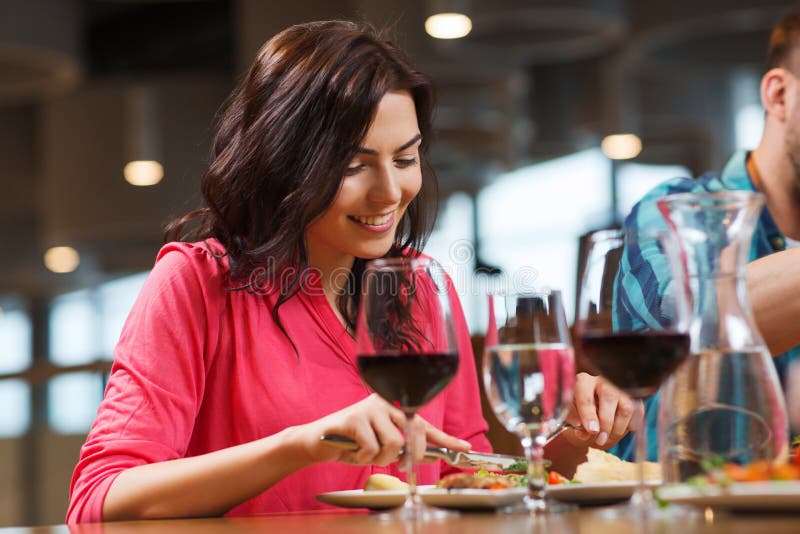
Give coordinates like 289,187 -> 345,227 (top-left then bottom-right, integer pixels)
573,448 -> 661,483
364,473 -> 409,491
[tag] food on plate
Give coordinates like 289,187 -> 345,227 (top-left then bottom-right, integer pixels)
573,448 -> 661,483
548,471 -> 568,485
688,451 -> 800,486
434,447 -> 663,490
435,472 -> 525,490
364,473 -> 409,491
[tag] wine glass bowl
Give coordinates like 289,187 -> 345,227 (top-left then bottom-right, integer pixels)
482,290 -> 575,513
355,256 -> 458,519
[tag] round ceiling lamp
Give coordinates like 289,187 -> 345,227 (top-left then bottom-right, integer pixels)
602,133 -> 643,160
425,13 -> 473,39
44,246 -> 80,274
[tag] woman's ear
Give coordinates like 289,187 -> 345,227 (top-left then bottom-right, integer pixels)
761,67 -> 790,122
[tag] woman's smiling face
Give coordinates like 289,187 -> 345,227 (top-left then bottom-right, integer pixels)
305,90 -> 423,271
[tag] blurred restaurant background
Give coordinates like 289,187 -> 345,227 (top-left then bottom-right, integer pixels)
0,0 -> 796,526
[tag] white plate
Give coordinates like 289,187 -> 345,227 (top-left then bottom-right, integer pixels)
657,481 -> 800,511
546,481 -> 662,505
316,486 -> 526,511
419,487 -> 526,510
316,489 -> 407,510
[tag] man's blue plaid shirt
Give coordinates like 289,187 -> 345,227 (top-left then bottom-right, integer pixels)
611,150 -> 798,461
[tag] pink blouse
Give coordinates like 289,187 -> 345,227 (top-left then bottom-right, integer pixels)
67,240 -> 490,522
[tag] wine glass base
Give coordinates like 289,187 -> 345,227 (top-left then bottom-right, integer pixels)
371,500 -> 453,522
593,497 -> 690,523
498,497 -> 576,515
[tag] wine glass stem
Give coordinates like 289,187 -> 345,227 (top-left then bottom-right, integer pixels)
522,433 -> 547,511
632,399 -> 652,513
404,413 -> 418,506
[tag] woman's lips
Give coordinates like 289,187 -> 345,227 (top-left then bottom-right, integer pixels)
348,211 -> 395,233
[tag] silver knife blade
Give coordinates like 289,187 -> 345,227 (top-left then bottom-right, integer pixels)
319,435 -> 524,470
320,422 -> 581,471
434,450 -> 524,471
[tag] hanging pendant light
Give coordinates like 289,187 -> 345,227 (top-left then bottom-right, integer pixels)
123,86 -> 163,186
425,0 -> 473,40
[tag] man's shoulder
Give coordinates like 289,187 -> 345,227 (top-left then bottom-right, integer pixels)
626,173 -> 729,230
639,173 -> 726,201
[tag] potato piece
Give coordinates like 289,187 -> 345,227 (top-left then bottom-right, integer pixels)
574,448 -> 661,483
364,473 -> 409,491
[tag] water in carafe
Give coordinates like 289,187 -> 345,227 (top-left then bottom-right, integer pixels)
656,191 -> 788,482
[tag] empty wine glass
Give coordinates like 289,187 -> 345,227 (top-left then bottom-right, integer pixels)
355,256 -> 458,520
483,290 -> 575,513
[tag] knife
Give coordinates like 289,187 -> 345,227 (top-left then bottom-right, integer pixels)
319,434 -> 524,471
320,423 -> 580,471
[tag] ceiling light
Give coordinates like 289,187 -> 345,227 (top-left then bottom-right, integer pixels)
44,246 -> 80,274
425,13 -> 472,39
125,86 -> 163,186
124,160 -> 163,186
601,133 -> 642,160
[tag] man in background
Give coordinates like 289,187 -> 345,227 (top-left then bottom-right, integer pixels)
613,9 -> 800,461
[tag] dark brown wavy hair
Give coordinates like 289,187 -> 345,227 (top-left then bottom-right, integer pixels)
164,20 -> 438,335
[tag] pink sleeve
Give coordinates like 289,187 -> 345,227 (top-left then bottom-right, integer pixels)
441,274 -> 491,465
66,243 -> 224,523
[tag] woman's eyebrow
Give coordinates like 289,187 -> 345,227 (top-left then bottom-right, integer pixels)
357,133 -> 422,155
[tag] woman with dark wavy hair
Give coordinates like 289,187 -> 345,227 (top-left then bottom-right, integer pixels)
67,20 -> 636,522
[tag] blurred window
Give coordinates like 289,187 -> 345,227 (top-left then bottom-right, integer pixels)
732,69 -> 763,151
47,272 -> 148,433
0,302 -> 32,437
48,372 -> 104,434
49,289 -> 96,366
477,148 -> 688,323
735,104 -> 764,151
98,272 -> 148,358
424,192 -> 480,330
0,304 -> 32,373
0,380 -> 30,437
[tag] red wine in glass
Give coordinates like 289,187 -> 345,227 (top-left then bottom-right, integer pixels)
580,332 -> 690,398
357,352 -> 459,413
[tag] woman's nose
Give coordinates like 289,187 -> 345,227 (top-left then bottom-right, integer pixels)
369,165 -> 402,204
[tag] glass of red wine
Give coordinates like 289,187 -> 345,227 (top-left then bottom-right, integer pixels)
355,256 -> 459,519
575,228 -> 692,516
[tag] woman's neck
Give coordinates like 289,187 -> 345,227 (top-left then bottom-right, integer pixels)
306,249 -> 355,331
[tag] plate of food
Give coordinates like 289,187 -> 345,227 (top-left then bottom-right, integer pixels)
317,448 -> 663,510
421,471 -> 527,510
316,474 -> 413,510
546,448 -> 662,505
316,488 -> 408,510
317,473 -> 528,511
427,448 -> 662,509
657,453 -> 800,511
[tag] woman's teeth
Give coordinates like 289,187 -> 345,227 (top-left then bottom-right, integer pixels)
352,213 -> 392,226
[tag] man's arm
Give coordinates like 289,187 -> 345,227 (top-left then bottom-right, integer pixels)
747,247 -> 800,356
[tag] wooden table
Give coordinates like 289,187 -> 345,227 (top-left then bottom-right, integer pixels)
4,507 -> 800,534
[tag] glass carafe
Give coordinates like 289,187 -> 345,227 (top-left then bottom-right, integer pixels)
657,191 -> 789,482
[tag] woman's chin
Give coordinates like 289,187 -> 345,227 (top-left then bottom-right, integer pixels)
355,241 -> 396,260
